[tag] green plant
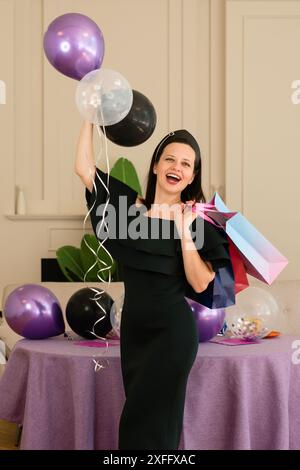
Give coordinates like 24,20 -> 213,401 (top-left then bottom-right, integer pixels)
56,157 -> 142,282
56,234 -> 118,282
110,157 -> 143,196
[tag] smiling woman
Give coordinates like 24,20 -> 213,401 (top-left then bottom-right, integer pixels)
143,130 -> 206,210
76,124 -> 232,450
153,143 -> 195,194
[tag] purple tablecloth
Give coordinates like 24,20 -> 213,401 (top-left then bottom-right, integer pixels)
0,334 -> 300,450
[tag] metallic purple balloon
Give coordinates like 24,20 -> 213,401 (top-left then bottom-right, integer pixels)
4,284 -> 65,339
43,13 -> 105,80
186,297 -> 225,342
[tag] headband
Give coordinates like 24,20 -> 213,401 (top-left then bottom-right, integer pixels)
154,129 -> 201,162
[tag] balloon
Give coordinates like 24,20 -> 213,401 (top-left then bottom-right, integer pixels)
3,284 -> 65,339
225,286 -> 281,341
66,288 -> 113,339
110,294 -> 124,337
186,298 -> 225,342
75,68 -> 133,125
100,89 -> 157,146
43,13 -> 105,80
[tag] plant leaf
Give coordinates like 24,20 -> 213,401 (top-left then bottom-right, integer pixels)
80,234 -> 104,282
80,234 -> 117,282
56,246 -> 85,281
110,157 -> 143,197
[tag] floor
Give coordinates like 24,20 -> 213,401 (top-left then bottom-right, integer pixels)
0,419 -> 20,450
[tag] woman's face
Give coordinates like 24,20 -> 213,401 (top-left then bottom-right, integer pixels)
153,142 -> 195,196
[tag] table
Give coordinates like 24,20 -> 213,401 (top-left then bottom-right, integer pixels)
0,336 -> 124,450
0,334 -> 300,450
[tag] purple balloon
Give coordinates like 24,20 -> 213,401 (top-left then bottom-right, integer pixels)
186,297 -> 225,342
4,284 -> 65,339
43,13 -> 105,80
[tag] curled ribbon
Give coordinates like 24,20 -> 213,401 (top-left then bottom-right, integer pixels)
93,357 -> 110,373
82,112 -> 116,370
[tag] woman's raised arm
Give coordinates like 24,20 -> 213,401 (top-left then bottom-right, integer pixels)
75,120 -> 96,192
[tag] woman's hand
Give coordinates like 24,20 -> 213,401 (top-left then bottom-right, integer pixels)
176,200 -> 215,292
174,200 -> 197,240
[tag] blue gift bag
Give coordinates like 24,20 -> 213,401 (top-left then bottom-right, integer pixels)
185,264 -> 235,309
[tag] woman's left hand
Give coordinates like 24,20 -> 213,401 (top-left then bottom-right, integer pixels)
174,200 -> 197,238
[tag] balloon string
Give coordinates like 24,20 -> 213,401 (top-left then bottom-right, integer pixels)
81,105 -> 115,369
93,357 -> 110,373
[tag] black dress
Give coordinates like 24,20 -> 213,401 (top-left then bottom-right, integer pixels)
85,168 -> 231,450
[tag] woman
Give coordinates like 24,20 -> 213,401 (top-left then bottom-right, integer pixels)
75,122 -> 231,450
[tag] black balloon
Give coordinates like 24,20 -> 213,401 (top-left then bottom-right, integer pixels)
66,288 -> 113,339
100,89 -> 157,146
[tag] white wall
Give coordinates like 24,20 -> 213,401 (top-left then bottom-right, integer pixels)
0,0 -> 297,310
226,0 -> 300,280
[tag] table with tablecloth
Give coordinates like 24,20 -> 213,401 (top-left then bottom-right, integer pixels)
0,334 -> 300,450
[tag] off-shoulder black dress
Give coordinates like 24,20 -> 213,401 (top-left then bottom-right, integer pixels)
86,168 -> 231,450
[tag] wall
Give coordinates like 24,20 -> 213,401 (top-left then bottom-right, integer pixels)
0,0 -> 297,310
226,0 -> 300,280
1,0 -> 226,306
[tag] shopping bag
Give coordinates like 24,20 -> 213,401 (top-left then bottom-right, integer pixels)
185,263 -> 236,309
193,193 -> 288,285
228,238 -> 249,294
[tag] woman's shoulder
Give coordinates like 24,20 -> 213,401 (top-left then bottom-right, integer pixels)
98,168 -> 138,196
86,166 -> 139,209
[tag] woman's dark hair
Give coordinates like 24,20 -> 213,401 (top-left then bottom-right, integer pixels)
143,129 -> 206,209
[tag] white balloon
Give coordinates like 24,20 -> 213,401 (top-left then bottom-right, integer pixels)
110,294 -> 124,337
75,68 -> 133,126
225,287 -> 282,340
